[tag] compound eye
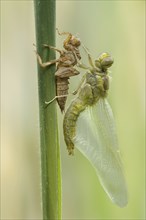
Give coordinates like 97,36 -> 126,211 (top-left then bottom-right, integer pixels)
101,56 -> 114,68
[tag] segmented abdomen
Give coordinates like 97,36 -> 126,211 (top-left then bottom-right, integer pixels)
56,77 -> 69,112
63,98 -> 86,155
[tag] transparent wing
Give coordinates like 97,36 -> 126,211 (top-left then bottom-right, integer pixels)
73,98 -> 128,207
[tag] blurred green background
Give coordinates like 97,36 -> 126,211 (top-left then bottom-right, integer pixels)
1,1 -> 145,219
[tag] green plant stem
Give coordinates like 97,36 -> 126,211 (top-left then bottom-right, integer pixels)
34,1 -> 61,219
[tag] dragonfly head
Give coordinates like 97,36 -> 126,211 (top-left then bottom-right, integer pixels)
63,34 -> 81,51
70,35 -> 81,47
95,53 -> 114,72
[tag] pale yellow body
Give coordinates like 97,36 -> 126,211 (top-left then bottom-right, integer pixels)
63,71 -> 108,155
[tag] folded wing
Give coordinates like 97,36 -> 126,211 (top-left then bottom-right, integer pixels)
73,98 -> 128,207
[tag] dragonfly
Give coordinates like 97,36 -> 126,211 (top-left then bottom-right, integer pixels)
63,50 -> 128,207
35,29 -> 81,112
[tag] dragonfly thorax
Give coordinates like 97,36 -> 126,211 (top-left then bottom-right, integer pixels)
86,72 -> 108,103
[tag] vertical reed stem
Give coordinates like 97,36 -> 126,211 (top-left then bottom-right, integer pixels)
34,1 -> 61,219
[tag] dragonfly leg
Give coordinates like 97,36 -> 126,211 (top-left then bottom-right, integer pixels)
43,44 -> 62,54
77,62 -> 90,70
56,28 -> 72,46
82,45 -> 95,68
72,74 -> 86,95
45,94 -> 69,107
72,50 -> 89,70
56,28 -> 70,36
34,50 -> 60,67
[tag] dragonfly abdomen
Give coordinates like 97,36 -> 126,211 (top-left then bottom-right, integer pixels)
63,98 -> 86,155
56,77 -> 69,112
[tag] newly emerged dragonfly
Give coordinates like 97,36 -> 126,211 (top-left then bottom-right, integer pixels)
63,51 -> 128,207
35,29 -> 81,112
